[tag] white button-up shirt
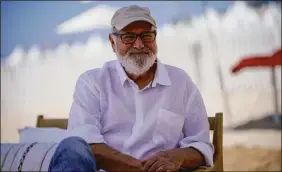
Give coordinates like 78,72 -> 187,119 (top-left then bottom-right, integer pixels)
68,59 -> 214,166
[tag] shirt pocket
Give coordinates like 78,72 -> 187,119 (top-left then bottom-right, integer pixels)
153,109 -> 185,149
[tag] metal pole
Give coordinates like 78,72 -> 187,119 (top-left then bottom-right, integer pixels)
269,11 -> 281,124
201,1 -> 233,125
271,66 -> 280,123
192,42 -> 202,88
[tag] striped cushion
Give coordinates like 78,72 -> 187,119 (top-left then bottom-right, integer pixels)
1,143 -> 58,172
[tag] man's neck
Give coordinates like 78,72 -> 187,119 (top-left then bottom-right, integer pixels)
125,63 -> 157,90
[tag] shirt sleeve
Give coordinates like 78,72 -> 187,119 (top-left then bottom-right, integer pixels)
179,85 -> 214,167
67,71 -> 105,144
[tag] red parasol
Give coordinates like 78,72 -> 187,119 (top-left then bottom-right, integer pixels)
231,49 -> 282,73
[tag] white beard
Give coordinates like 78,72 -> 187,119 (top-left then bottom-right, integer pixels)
117,53 -> 157,76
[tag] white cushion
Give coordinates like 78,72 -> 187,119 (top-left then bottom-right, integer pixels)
19,127 -> 69,143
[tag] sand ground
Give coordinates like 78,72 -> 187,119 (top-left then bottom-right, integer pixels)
223,146 -> 281,171
222,129 -> 281,171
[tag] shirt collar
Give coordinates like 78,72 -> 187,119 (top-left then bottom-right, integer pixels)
115,59 -> 171,87
116,60 -> 128,86
152,59 -> 171,87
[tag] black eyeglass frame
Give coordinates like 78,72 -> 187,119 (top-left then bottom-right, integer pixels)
112,30 -> 157,44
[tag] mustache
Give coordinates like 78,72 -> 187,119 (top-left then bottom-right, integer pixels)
128,48 -> 150,54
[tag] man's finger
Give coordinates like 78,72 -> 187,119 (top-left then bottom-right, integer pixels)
148,158 -> 166,172
143,156 -> 158,171
156,165 -> 165,172
143,151 -> 166,171
156,165 -> 169,172
148,157 -> 175,172
159,163 -> 177,172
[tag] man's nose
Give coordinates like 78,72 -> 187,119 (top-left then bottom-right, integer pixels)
133,37 -> 144,49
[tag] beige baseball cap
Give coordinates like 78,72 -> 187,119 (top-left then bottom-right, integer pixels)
111,5 -> 157,31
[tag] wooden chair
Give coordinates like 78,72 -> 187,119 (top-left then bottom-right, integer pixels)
36,115 -> 68,129
36,112 -> 223,171
195,112 -> 223,172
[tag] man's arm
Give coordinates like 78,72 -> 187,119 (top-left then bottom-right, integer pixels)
68,72 -> 142,171
179,86 -> 214,168
143,84 -> 213,172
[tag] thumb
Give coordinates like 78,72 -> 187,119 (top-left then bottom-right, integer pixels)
141,159 -> 147,164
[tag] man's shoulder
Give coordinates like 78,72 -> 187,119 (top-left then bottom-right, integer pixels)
79,60 -> 117,81
163,63 -> 192,81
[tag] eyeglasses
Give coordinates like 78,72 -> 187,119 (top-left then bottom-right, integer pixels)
112,31 -> 157,44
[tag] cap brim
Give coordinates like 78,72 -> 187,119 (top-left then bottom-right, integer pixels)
114,16 -> 156,30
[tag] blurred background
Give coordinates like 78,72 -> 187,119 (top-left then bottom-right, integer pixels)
1,1 -> 281,170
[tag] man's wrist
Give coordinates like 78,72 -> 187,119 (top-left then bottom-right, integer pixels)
181,147 -> 205,169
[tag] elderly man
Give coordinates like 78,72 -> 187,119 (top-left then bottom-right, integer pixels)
49,5 -> 214,172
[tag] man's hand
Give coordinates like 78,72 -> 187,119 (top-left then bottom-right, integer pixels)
142,147 -> 205,172
142,148 -> 186,172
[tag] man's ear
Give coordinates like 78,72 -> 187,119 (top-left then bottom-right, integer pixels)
109,34 -> 116,53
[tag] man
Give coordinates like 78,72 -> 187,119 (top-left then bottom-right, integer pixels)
49,5 -> 214,172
